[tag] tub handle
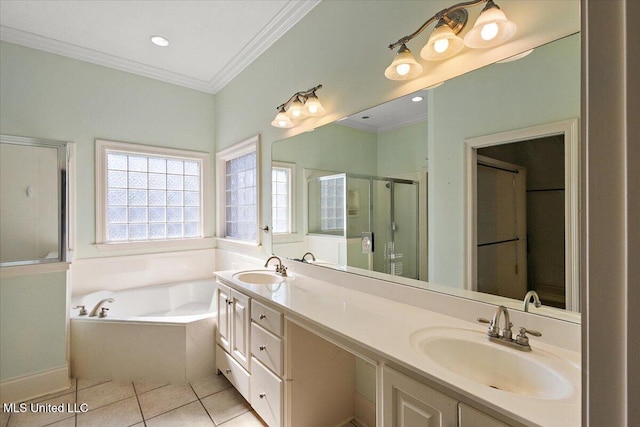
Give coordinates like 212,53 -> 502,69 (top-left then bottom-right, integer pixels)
259,314 -> 266,320
99,307 -> 109,318
74,305 -> 87,316
259,345 -> 266,351
259,393 -> 266,399
225,369 -> 232,374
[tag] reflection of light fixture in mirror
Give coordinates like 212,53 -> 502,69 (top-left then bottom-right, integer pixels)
384,44 -> 423,81
271,84 -> 325,128
385,0 -> 516,81
497,48 -> 534,63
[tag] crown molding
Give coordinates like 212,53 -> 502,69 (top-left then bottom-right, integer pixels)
207,0 -> 321,93
0,0 -> 321,95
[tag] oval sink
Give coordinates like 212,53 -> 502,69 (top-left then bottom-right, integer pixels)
410,328 -> 577,400
232,271 -> 288,285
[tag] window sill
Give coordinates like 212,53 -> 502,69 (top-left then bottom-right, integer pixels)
95,237 -> 215,252
1,262 -> 70,278
216,238 -> 263,254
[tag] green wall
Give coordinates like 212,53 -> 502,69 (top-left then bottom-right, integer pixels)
428,34 -> 580,288
0,41 -> 216,384
377,121 -> 428,177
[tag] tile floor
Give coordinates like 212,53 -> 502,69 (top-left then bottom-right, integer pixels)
1,374 -> 268,427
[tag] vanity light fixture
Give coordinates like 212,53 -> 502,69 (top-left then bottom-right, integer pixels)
271,84 -> 325,129
385,0 -> 516,81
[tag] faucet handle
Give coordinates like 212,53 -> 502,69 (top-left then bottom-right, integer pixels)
74,305 -> 88,316
477,317 -> 499,337
477,317 -> 491,324
515,327 -> 542,346
99,307 -> 109,318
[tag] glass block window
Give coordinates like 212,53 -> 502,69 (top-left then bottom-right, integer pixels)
224,152 -> 257,241
272,164 -> 293,234
97,139 -> 209,245
320,175 -> 345,231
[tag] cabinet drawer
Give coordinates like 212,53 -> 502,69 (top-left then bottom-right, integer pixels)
251,322 -> 284,376
251,357 -> 283,427
216,345 -> 250,401
251,299 -> 283,336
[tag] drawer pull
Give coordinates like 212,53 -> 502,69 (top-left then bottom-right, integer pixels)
259,314 -> 266,319
259,393 -> 266,399
259,345 -> 266,351
225,369 -> 232,374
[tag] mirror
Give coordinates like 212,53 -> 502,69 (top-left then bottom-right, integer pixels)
272,32 -> 580,323
0,135 -> 69,267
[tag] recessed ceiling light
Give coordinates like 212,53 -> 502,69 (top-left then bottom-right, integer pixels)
150,36 -> 170,47
411,96 -> 424,102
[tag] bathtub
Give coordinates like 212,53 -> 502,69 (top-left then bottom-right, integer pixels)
70,278 -> 217,384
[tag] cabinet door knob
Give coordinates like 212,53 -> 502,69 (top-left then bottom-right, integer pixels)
259,314 -> 266,320
259,393 -> 266,399
259,345 -> 266,351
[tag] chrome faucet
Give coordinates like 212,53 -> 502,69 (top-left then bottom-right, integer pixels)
264,256 -> 287,276
478,305 -> 542,351
523,290 -> 542,312
89,298 -> 114,317
301,252 -> 316,262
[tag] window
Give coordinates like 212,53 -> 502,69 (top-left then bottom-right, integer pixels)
216,135 -> 260,244
96,139 -> 210,247
320,174 -> 345,232
272,162 -> 295,234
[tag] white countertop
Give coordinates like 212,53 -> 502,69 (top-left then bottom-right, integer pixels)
215,269 -> 580,427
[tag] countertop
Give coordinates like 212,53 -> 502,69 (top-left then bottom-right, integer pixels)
215,269 -> 580,427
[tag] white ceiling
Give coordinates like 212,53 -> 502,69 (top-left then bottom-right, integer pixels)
0,0 -> 319,94
338,89 -> 429,134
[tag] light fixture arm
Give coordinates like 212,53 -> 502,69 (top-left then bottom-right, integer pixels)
275,84 -> 323,111
388,0 -> 488,50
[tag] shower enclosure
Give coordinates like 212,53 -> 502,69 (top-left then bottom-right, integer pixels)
307,173 -> 419,279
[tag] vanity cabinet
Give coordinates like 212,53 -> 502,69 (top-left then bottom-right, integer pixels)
458,403 -> 510,427
382,366 -> 458,427
215,282 -> 251,400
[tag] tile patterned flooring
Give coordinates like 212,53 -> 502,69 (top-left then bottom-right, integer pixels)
1,375 -> 268,427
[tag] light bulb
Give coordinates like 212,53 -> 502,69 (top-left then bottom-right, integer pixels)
396,63 -> 411,76
302,93 -> 326,117
481,22 -> 499,41
434,38 -> 449,53
464,2 -> 516,49
271,109 -> 294,128
421,24 -> 464,61
385,44 -> 423,81
287,97 -> 305,119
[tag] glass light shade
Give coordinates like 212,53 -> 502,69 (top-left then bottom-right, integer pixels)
384,45 -> 423,81
271,109 -> 294,128
302,94 -> 326,117
421,25 -> 464,61
287,98 -> 306,119
464,6 -> 517,49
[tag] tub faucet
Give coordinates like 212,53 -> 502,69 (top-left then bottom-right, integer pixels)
523,290 -> 542,312
301,252 -> 316,262
89,298 -> 115,317
264,256 -> 287,276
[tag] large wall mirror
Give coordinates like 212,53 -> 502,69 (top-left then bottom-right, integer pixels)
272,3 -> 580,323
0,135 -> 69,267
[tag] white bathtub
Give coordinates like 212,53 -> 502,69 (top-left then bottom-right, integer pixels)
70,278 -> 217,384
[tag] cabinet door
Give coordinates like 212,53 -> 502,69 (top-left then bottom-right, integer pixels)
458,403 -> 510,427
216,283 -> 232,353
382,366 -> 457,427
231,289 -> 251,370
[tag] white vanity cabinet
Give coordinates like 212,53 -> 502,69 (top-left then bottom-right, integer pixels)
458,403 -> 510,427
382,366 -> 458,427
215,282 -> 251,399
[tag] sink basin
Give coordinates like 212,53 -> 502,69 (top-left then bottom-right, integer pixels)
232,270 -> 289,285
410,327 -> 577,400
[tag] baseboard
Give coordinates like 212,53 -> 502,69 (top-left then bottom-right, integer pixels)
0,365 -> 70,403
354,392 -> 376,427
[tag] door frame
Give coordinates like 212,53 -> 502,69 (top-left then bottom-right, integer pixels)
464,119 -> 580,311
